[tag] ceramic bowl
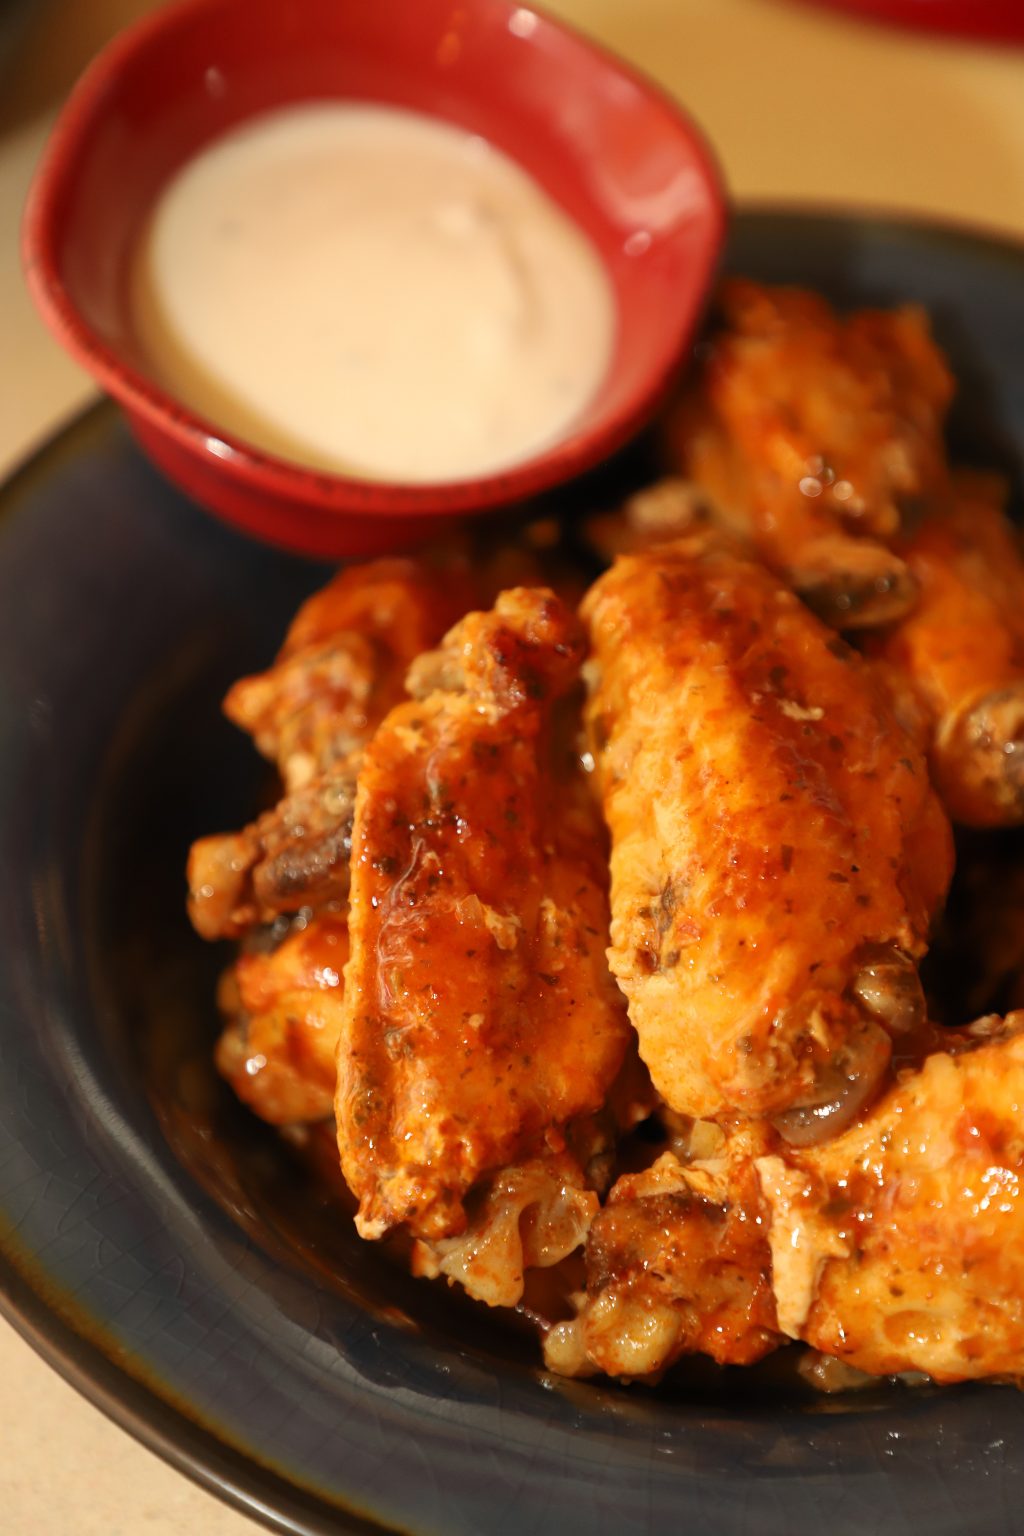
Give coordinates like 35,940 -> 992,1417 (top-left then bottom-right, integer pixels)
23,0 -> 725,557
2,211 -> 1024,1536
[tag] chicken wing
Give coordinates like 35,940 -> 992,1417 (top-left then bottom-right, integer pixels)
187,558 -> 471,941
664,280 -> 954,628
757,1016 -> 1024,1381
544,1126 -> 782,1379
863,471 -> 1024,827
336,588 -> 632,1242
581,536 -> 953,1130
411,1144 -> 600,1311
551,1017 -> 1024,1385
410,1050 -> 655,1308
215,913 -> 350,1125
225,556 -> 473,788
187,764 -> 359,941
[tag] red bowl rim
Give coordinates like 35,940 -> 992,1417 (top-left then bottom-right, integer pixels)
22,0 -> 727,521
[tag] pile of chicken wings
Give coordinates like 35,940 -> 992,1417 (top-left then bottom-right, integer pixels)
188,282 -> 1024,1388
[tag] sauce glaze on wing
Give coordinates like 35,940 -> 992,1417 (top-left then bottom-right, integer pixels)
866,471 -> 1024,827
187,558 -> 472,940
758,1017 -> 1024,1381
215,914 -> 350,1125
581,536 -> 953,1129
665,280 -> 954,628
551,1018 -> 1024,1385
336,587 -> 631,1242
544,1127 -> 782,1379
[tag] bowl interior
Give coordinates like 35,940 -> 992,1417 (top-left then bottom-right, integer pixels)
28,0 -> 723,491
6,213 -> 1024,1536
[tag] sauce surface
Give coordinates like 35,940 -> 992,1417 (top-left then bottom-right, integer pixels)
132,103 -> 616,483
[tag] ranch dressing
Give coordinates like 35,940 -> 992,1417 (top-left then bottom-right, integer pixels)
131,102 -> 616,482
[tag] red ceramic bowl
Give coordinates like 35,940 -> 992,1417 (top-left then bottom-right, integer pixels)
24,0 -> 726,558
800,0 -> 1024,42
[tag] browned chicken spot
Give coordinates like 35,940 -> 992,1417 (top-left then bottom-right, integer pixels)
544,1128 -> 782,1379
581,536 -> 953,1129
336,588 -> 632,1242
187,764 -> 358,940
664,279 -> 954,628
864,471 -> 1024,827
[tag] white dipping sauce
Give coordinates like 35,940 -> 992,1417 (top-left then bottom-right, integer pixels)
132,103 -> 616,482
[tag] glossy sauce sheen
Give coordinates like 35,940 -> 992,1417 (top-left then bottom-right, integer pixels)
131,103 -> 616,482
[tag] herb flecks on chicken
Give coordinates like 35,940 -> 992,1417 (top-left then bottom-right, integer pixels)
336,587 -> 631,1242
581,534 -> 953,1130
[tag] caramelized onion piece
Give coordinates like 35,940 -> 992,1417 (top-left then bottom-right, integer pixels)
848,943 -> 926,1037
939,685 -> 1024,827
772,1020 -> 890,1147
790,537 -> 918,631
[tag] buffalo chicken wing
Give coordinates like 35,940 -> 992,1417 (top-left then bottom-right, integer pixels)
581,536 -> 953,1129
665,280 -> 954,628
550,1018 -> 1024,1385
336,588 -> 631,1242
866,471 -> 1024,827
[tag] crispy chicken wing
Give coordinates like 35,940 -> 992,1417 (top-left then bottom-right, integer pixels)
215,914 -> 350,1125
581,537 -> 953,1131
757,1017 -> 1024,1381
865,471 -> 1024,827
544,1127 -> 782,1379
226,556 -> 472,788
187,558 -> 471,941
336,588 -> 632,1242
665,280 -> 954,628
410,1051 -> 655,1308
551,1018 -> 1024,1384
187,765 -> 359,941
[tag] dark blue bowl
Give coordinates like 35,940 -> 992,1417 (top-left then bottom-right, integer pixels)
2,211 -> 1023,1536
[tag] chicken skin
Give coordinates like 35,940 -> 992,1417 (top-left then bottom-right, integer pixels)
187,765 -> 361,941
757,1016 -> 1024,1380
336,588 -> 631,1242
411,1148 -> 600,1310
550,1017 -> 1024,1384
865,471 -> 1024,827
215,915 -> 350,1125
665,280 -> 954,628
225,556 -> 474,789
581,537 -> 953,1130
544,1126 -> 782,1379
411,1051 -> 655,1308
187,558 -> 471,941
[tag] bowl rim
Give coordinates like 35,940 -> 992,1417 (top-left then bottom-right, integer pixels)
0,1238 -> 377,1536
21,0 -> 727,520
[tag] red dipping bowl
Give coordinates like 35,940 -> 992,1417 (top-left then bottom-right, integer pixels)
24,0 -> 725,558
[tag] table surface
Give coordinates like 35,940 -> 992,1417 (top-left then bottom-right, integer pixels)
2,1 -> 1024,1531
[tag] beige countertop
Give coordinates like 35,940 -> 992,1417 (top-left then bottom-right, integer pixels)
2,1 -> 1023,1531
